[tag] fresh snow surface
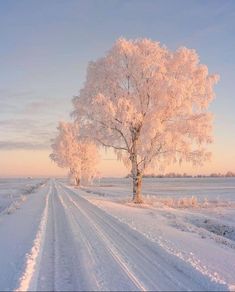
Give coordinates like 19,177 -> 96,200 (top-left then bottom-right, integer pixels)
0,178 -> 46,215
0,177 -> 234,291
0,178 -> 48,290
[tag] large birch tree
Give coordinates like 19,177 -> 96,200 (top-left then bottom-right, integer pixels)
72,38 -> 219,203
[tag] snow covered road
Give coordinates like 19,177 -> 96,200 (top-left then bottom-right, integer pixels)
1,179 -> 229,291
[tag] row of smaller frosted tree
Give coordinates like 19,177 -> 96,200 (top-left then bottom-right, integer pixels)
50,38 -> 218,202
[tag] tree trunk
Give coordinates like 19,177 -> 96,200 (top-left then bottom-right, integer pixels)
131,141 -> 143,203
132,171 -> 143,203
75,177 -> 80,186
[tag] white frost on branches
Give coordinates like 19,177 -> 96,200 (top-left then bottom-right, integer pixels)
72,38 -> 219,202
50,121 -> 99,185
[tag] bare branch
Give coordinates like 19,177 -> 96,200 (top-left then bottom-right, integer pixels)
95,138 -> 128,151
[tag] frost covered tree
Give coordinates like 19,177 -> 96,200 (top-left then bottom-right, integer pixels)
50,121 -> 99,186
79,142 -> 100,184
72,38 -> 219,203
50,122 -> 81,185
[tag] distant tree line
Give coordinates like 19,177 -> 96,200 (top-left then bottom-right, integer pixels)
125,171 -> 235,178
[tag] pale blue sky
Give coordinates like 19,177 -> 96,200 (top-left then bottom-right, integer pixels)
0,0 -> 235,175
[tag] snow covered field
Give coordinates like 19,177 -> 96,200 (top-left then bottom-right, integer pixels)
87,177 -> 235,204
0,177 -> 234,291
0,178 -> 46,215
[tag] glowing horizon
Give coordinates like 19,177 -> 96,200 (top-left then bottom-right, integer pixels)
0,145 -> 234,178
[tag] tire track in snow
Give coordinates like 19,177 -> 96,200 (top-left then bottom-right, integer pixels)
61,183 -> 228,291
69,196 -> 170,288
62,188 -> 147,291
15,182 -> 51,291
36,182 -> 100,291
57,183 -> 139,290
45,182 -> 57,291
61,186 -> 183,290
55,184 -> 101,291
64,189 -> 189,291
37,182 -> 74,290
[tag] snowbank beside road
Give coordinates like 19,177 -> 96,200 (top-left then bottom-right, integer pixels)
0,180 -> 49,291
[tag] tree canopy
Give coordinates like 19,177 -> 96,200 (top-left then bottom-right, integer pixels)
72,38 -> 219,202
